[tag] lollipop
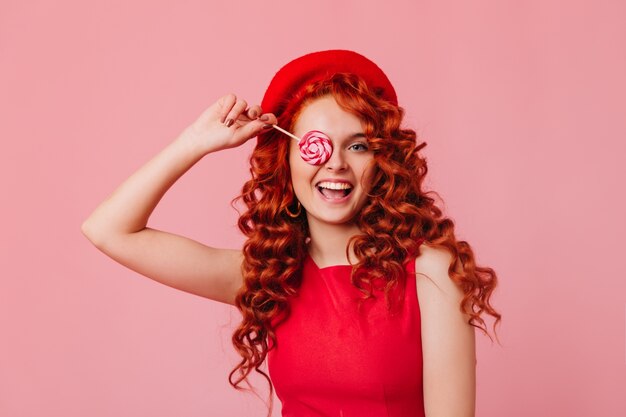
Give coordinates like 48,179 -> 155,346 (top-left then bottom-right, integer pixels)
298,130 -> 333,165
271,125 -> 333,165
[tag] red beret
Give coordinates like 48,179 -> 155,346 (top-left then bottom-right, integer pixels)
260,49 -> 398,118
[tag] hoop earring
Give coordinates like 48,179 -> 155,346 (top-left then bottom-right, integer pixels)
285,200 -> 302,218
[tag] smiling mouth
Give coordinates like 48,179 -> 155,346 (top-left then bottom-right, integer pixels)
316,182 -> 354,199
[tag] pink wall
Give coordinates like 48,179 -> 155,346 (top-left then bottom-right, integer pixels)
1,0 -> 624,416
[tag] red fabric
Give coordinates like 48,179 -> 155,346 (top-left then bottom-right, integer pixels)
268,247 -> 426,417
260,49 -> 398,118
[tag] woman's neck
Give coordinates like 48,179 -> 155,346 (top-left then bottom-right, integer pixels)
306,220 -> 361,268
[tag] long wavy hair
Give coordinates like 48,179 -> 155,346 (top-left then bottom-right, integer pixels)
229,72 -> 501,410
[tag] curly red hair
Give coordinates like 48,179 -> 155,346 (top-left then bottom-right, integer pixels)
229,73 -> 501,411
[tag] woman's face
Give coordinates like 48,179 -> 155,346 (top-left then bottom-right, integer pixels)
289,95 -> 376,227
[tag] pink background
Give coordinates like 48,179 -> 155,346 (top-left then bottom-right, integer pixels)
1,0 -> 625,416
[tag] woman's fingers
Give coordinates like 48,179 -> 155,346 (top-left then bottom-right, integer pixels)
246,104 -> 262,120
223,98 -> 248,127
231,115 -> 275,143
258,112 -> 277,125
218,93 -> 237,124
218,94 -> 268,126
206,94 -> 279,147
184,95 -> 277,153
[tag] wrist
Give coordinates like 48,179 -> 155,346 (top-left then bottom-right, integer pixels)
175,127 -> 220,158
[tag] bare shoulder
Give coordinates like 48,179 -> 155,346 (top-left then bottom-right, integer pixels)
414,243 -> 465,302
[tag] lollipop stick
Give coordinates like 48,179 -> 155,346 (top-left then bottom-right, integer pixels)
271,124 -> 301,142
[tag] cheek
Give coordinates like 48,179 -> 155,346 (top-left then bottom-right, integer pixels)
288,145 -> 300,177
359,160 -> 377,188
288,149 -> 301,179
289,150 -> 316,187
288,142 -> 302,169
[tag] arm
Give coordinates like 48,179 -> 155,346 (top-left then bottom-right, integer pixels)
415,244 -> 476,417
81,94 -> 276,305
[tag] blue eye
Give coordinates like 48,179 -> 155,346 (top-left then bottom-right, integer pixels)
349,143 -> 369,152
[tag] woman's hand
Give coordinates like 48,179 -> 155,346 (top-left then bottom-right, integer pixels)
181,93 -> 278,154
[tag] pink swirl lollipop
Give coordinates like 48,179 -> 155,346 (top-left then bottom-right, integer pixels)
270,125 -> 334,165
298,130 -> 333,165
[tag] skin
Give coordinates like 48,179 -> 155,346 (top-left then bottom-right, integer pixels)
81,93 -> 476,416
288,95 -> 376,267
415,245 -> 477,416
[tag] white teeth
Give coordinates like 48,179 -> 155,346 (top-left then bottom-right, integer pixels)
317,181 -> 352,190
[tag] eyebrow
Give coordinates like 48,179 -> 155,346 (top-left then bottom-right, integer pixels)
299,131 -> 367,142
332,132 -> 367,145
338,132 -> 366,141
350,133 -> 367,139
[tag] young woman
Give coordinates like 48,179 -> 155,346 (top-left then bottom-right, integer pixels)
82,50 -> 501,417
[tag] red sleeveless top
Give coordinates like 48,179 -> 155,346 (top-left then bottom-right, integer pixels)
267,247 -> 425,417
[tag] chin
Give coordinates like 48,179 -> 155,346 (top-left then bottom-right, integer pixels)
311,212 -> 361,227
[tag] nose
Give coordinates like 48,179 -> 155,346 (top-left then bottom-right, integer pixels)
324,147 -> 347,171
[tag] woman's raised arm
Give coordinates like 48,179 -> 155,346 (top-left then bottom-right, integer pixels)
81,94 -> 276,305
